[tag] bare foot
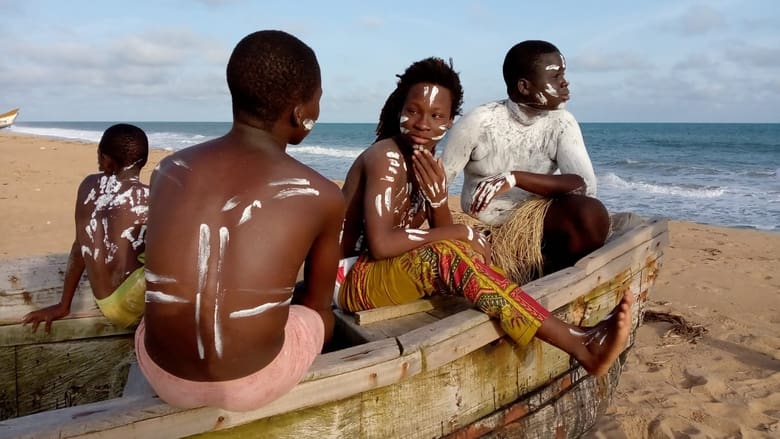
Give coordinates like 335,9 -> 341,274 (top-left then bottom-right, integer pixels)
576,292 -> 635,376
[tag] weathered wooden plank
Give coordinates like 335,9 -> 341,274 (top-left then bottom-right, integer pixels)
185,397 -> 363,439
0,253 -> 70,291
447,353 -> 624,439
303,338 -> 401,381
574,217 -> 668,275
397,309 -> 490,355
527,231 -> 668,312
0,348 -> 16,420
0,316 -> 134,348
14,336 -> 134,418
0,253 -> 99,324
0,286 -> 98,324
354,296 -> 463,325
2,350 -> 422,439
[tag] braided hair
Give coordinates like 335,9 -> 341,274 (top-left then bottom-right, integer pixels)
375,57 -> 463,142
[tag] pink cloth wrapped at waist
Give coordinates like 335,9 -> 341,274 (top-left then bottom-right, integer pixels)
135,304 -> 324,412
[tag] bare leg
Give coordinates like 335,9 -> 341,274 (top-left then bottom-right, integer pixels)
535,291 -> 634,377
542,194 -> 609,273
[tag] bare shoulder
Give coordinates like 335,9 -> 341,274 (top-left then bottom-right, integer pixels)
75,173 -> 103,199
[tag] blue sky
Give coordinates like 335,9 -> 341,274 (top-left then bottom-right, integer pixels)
1,0 -> 778,123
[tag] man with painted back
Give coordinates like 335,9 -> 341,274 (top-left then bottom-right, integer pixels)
135,30 -> 344,411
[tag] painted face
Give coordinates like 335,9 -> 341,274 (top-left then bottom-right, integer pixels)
524,52 -> 569,110
399,82 -> 453,150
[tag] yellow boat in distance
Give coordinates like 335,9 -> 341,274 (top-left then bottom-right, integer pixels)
0,108 -> 19,129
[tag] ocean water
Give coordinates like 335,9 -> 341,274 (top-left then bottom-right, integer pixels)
8,121 -> 780,232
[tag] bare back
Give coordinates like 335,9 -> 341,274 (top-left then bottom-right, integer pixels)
143,133 -> 343,381
75,174 -> 149,300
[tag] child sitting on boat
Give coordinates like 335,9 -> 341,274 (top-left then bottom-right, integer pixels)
23,123 -> 150,332
134,30 -> 344,411
441,40 -> 609,285
337,57 -> 631,377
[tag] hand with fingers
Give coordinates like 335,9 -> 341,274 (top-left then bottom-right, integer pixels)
469,172 -> 516,214
412,149 -> 448,208
22,303 -> 70,334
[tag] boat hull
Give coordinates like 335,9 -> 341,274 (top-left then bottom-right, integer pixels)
0,216 -> 668,439
0,108 -> 19,129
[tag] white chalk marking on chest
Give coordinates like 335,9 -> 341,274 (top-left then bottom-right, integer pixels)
213,226 -> 229,358
229,297 -> 292,319
386,151 -> 401,159
222,197 -> 240,212
145,290 -> 190,304
273,188 -> 320,199
238,200 -> 262,226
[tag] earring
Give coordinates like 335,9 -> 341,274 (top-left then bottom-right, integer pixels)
303,118 -> 315,131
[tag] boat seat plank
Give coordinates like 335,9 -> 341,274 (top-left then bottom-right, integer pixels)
0,316 -> 133,348
334,296 -> 473,344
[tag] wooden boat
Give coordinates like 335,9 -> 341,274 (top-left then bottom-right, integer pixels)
0,214 -> 668,439
0,108 -> 19,129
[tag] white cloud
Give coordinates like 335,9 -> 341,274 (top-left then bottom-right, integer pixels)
572,52 -> 651,72
673,4 -> 727,36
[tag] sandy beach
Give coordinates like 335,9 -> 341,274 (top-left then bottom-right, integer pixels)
1,132 -> 778,438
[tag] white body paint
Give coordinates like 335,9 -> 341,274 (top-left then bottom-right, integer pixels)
213,226 -> 229,359
441,100 -> 596,226
429,85 -> 439,106
545,64 -> 561,71
145,290 -> 190,304
273,188 -> 320,199
544,83 -> 559,97
222,197 -> 240,211
269,178 -> 310,186
172,159 -> 191,169
195,224 -> 210,360
145,271 -> 177,284
230,297 -> 292,319
374,194 -> 383,218
238,200 -> 263,226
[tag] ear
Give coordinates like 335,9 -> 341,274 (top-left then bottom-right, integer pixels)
288,103 -> 306,128
516,78 -> 531,96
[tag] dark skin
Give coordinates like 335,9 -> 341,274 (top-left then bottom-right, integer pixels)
143,87 -> 344,382
472,50 -> 610,273
341,83 -> 490,261
343,79 -> 633,377
22,151 -> 149,333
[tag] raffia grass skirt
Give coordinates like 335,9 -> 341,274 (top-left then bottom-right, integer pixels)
469,198 -> 553,286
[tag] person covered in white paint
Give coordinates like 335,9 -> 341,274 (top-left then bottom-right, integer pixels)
441,40 -> 610,285
134,30 -> 344,412
23,123 -> 150,332
337,57 -> 633,378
